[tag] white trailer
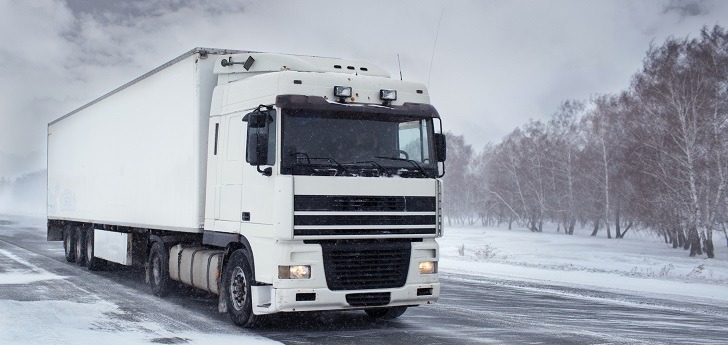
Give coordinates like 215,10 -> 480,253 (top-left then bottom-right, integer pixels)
47,48 -> 446,327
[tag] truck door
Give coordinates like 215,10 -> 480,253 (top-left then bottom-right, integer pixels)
241,107 -> 277,226
217,114 -> 244,230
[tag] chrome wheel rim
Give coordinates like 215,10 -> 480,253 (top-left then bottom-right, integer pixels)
230,266 -> 246,311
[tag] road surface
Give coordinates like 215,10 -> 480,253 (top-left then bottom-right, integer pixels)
1,215 -> 726,344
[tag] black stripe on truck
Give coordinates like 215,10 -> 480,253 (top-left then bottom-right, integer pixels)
294,195 -> 435,212
294,228 -> 437,236
294,215 -> 436,226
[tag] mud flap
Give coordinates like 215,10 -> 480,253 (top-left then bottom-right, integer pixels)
217,255 -> 228,313
47,223 -> 63,241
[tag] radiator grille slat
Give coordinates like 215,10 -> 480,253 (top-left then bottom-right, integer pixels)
295,195 -> 435,212
320,241 -> 411,291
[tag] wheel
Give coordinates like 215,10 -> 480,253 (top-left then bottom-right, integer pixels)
148,241 -> 172,297
224,250 -> 265,327
74,227 -> 86,266
85,229 -> 102,270
365,306 -> 408,319
63,225 -> 75,262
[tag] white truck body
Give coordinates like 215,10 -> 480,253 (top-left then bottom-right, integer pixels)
47,48 -> 445,326
48,50 -> 228,232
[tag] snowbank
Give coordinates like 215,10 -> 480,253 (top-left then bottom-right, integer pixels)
439,225 -> 728,303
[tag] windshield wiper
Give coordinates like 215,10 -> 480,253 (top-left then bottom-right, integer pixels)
291,152 -> 351,175
374,156 -> 428,176
343,160 -> 387,176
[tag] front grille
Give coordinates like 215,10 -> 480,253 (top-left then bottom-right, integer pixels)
294,215 -> 436,226
346,292 -> 391,307
335,196 -> 404,211
295,195 -> 435,212
295,228 -> 437,236
319,241 -> 411,291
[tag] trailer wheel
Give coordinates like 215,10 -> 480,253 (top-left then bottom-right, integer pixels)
364,306 -> 408,319
85,229 -> 102,271
149,241 -> 172,297
224,250 -> 265,327
63,225 -> 75,262
74,227 -> 86,266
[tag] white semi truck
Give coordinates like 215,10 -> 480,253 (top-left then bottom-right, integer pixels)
47,47 -> 446,327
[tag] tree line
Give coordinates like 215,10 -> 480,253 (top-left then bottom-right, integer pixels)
442,26 -> 728,258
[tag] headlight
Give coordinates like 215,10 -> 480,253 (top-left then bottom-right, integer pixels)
419,261 -> 438,274
278,265 -> 311,279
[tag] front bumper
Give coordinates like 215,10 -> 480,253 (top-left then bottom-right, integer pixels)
252,282 -> 440,314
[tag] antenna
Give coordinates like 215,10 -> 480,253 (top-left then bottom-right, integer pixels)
427,8 -> 445,87
397,54 -> 403,81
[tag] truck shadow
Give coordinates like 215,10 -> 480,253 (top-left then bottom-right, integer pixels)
90,263 -> 409,334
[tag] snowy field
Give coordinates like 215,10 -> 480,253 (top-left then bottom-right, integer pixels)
439,224 -> 728,303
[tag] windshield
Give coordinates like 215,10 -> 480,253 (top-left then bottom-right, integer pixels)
280,108 -> 437,178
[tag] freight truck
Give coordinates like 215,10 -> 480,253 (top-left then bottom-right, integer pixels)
47,47 -> 446,327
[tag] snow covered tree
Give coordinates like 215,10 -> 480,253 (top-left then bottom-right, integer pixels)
442,132 -> 474,226
630,26 -> 728,257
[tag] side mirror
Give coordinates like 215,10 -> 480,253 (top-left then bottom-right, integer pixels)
434,133 -> 446,162
246,132 -> 268,166
244,112 -> 269,129
243,108 -> 274,175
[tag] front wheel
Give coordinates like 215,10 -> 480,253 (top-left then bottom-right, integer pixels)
224,250 -> 265,327
365,306 -> 408,319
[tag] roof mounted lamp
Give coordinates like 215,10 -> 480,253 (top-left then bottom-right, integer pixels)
380,89 -> 397,105
333,86 -> 352,103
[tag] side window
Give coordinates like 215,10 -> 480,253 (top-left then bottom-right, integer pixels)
398,120 -> 428,162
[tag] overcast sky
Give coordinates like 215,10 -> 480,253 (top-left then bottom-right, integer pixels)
1,0 -> 727,179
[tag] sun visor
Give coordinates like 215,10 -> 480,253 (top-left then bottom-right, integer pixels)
275,95 -> 440,118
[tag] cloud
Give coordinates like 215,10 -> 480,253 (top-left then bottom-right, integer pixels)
663,0 -> 710,18
1,0 -> 728,181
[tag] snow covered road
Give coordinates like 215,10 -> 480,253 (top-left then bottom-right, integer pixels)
1,215 -> 727,344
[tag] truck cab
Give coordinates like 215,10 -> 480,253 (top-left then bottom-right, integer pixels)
203,53 -> 445,324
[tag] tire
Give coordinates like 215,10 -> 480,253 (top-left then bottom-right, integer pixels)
224,250 -> 265,327
365,306 -> 408,319
85,229 -> 102,271
148,241 -> 172,297
63,225 -> 75,262
74,227 -> 86,266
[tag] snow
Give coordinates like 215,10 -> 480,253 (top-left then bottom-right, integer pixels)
0,248 -> 65,284
0,300 -> 277,345
0,230 -> 280,345
439,224 -> 728,303
3,214 -> 727,342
